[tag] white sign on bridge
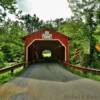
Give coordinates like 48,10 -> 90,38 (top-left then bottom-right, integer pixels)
42,31 -> 52,40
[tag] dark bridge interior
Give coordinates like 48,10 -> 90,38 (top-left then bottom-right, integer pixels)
28,40 -> 65,64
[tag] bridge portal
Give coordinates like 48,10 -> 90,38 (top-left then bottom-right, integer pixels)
22,29 -> 69,65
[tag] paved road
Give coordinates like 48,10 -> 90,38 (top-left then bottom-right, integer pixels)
0,63 -> 100,100
20,63 -> 82,82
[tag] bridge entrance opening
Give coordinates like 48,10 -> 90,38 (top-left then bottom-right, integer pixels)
28,40 -> 65,64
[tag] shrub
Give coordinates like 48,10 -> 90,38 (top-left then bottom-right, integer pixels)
80,54 -> 90,67
0,51 -> 5,68
1,43 -> 23,62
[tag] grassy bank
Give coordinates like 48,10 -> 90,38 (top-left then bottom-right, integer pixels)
65,66 -> 100,81
0,67 -> 23,84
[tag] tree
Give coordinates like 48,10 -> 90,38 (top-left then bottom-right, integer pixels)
41,20 -> 57,30
20,14 -> 43,33
53,18 -> 64,30
0,0 -> 16,22
67,0 -> 100,67
58,18 -> 83,37
0,18 -> 26,66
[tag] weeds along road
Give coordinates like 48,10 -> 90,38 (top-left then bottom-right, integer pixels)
0,63 -> 100,100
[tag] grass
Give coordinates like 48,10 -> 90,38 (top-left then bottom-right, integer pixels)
65,66 -> 100,81
0,67 -> 24,84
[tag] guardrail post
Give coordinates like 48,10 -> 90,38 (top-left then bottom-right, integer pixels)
83,70 -> 88,77
11,69 -> 14,75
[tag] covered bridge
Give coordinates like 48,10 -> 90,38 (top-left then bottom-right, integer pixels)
22,29 -> 69,65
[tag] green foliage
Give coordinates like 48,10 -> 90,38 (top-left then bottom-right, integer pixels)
19,15 -> 64,32
1,43 -> 23,62
0,72 -> 12,84
41,21 -> 56,30
67,0 -> 100,67
58,18 -> 83,37
20,14 -> 44,32
91,50 -> 100,69
93,24 -> 100,43
0,0 -> 15,7
0,19 -> 26,68
80,54 -> 90,67
0,51 -> 5,68
65,66 -> 100,81
0,0 -> 16,22
0,67 -> 23,84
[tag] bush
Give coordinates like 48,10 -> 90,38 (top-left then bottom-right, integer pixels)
0,51 -> 5,68
1,43 -> 23,62
80,54 -> 90,67
91,50 -> 100,69
66,66 -> 100,81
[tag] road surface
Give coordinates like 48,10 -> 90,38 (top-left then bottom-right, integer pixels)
0,63 -> 100,100
20,63 -> 81,82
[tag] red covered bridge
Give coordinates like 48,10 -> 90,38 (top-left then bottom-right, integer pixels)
22,29 -> 69,65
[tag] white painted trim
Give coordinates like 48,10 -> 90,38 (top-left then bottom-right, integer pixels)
26,39 -> 67,64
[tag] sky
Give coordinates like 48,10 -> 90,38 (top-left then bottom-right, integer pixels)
16,0 -> 72,21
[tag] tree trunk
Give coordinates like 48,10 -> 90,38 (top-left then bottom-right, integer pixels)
88,36 -> 95,67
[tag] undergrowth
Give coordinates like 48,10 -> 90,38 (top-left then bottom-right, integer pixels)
0,67 -> 23,84
65,66 -> 100,81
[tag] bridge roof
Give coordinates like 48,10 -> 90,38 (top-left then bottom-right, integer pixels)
22,28 -> 70,40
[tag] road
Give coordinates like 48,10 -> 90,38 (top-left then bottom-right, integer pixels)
20,63 -> 81,82
0,63 -> 100,100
